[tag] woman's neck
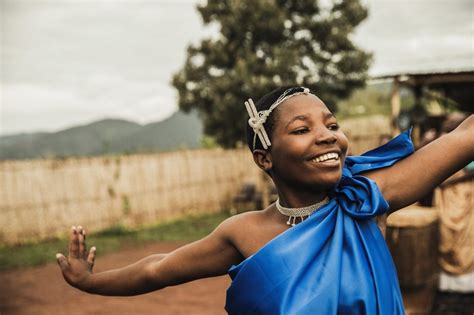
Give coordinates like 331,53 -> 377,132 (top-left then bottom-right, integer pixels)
274,181 -> 328,208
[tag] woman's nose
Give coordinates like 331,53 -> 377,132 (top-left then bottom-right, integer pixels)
314,128 -> 337,145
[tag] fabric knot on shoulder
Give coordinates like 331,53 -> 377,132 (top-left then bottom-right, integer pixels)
332,174 -> 389,219
331,129 -> 415,219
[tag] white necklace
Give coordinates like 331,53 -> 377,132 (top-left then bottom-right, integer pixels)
276,197 -> 330,226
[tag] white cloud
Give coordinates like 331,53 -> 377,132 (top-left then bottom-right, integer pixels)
1,79 -> 177,135
354,0 -> 473,76
1,0 -> 203,135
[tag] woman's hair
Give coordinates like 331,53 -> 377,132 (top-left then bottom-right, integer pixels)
245,86 -> 307,151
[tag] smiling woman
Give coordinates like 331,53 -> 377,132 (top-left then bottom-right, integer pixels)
56,86 -> 474,315
249,88 -> 349,199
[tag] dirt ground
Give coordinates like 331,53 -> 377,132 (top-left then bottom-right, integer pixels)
0,242 -> 230,315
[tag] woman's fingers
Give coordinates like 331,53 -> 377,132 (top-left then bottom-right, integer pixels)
87,246 -> 96,268
56,253 -> 69,272
78,226 -> 86,259
67,225 -> 92,263
69,226 -> 80,259
68,226 -> 74,256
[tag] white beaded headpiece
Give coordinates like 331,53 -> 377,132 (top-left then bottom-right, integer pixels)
245,87 -> 310,150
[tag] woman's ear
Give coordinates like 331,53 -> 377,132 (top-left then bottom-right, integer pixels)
252,149 -> 272,171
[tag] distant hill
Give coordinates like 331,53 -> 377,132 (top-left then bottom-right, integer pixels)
0,111 -> 203,160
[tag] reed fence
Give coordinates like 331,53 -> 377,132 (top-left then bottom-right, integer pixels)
0,149 -> 260,245
0,115 -> 391,245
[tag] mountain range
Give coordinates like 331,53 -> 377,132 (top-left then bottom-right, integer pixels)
0,111 -> 203,160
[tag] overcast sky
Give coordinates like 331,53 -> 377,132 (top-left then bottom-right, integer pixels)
1,0 -> 473,135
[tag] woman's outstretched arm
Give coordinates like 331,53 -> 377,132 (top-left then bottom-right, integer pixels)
365,114 -> 474,211
56,218 -> 242,296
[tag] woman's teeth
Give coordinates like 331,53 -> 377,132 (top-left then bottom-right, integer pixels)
313,152 -> 339,163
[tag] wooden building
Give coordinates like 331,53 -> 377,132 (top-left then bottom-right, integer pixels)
374,67 -> 474,139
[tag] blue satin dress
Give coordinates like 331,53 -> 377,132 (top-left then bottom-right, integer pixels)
225,130 -> 414,314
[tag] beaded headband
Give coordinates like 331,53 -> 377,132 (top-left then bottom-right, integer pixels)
244,87 -> 310,150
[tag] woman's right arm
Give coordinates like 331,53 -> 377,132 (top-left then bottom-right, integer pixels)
56,218 -> 242,296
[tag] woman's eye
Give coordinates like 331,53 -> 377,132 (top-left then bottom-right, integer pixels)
291,128 -> 309,135
328,124 -> 339,131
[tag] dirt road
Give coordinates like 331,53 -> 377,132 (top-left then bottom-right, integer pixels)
0,242 -> 230,315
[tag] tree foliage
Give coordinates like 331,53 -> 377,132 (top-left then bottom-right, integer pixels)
173,0 -> 372,147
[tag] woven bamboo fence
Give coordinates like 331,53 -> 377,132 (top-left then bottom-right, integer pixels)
0,115 -> 391,245
0,149 -> 260,245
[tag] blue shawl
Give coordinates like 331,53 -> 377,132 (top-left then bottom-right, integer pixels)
225,130 -> 414,314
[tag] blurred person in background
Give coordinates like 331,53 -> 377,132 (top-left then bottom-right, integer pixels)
418,112 -> 471,207
430,112 -> 474,314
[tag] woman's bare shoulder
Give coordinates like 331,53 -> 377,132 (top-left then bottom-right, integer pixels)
216,206 -> 283,258
215,207 -> 278,243
219,208 -> 272,233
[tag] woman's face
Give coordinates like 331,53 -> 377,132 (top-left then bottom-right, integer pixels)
268,94 -> 348,191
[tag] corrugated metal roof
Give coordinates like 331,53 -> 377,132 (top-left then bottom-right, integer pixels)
372,67 -> 474,80
370,55 -> 474,79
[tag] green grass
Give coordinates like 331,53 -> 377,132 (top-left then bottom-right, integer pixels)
0,211 -> 231,271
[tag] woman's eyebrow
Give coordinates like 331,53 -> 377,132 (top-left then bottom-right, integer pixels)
285,114 -> 310,128
285,112 -> 336,128
323,112 -> 336,120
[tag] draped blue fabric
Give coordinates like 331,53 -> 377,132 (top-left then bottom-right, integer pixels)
225,130 -> 414,315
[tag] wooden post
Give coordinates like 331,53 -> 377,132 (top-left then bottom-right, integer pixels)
412,85 -> 423,147
391,77 -> 401,136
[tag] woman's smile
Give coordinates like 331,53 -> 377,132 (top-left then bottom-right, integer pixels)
308,151 -> 341,168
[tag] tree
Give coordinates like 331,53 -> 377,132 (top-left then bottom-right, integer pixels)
172,0 -> 372,147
